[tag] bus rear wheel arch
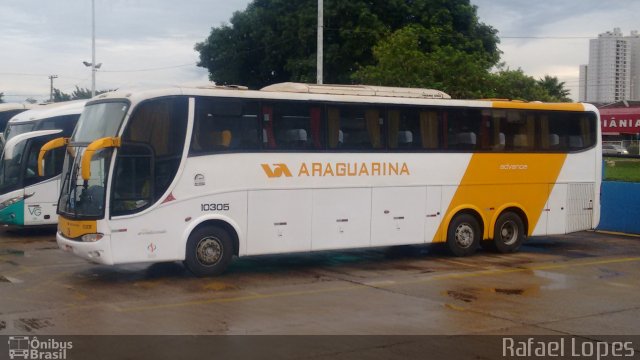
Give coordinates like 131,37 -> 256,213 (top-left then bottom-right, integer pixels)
446,212 -> 482,257
184,223 -> 235,277
489,210 -> 526,253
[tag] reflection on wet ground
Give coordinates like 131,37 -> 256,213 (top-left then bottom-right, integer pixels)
0,229 -> 639,335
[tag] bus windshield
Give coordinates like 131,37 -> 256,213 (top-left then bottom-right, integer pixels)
58,101 -> 128,219
72,102 -> 128,143
4,123 -> 35,143
0,141 -> 27,192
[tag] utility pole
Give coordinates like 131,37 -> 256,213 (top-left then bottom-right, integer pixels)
49,75 -> 58,103
317,0 -> 323,85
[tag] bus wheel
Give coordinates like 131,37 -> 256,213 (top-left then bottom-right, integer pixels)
492,212 -> 526,253
446,214 -> 480,257
184,225 -> 233,277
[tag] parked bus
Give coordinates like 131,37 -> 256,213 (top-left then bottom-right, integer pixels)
0,101 -> 85,227
0,103 -> 34,148
50,83 -> 601,276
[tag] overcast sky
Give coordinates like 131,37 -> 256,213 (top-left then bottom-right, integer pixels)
1,0 -> 639,103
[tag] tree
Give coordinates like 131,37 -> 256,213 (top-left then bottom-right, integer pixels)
537,75 -> 571,102
195,0 -> 500,89
353,24 -> 494,99
53,88 -> 71,102
482,67 -> 574,102
52,86 -> 115,102
0,92 -> 4,103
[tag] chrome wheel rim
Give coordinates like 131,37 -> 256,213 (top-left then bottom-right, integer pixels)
196,236 -> 223,266
455,223 -> 474,248
499,220 -> 518,246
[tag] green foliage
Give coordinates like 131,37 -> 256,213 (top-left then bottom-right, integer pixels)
537,75 -> 571,102
0,92 -> 4,103
53,88 -> 71,102
353,24 -> 494,99
195,0 -> 500,89
604,157 -> 640,182
53,86 -> 114,102
485,68 -> 572,102
486,67 -> 549,101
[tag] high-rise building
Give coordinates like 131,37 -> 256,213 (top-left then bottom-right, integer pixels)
579,28 -> 640,103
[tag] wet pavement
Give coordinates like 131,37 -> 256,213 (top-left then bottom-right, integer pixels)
0,228 -> 639,335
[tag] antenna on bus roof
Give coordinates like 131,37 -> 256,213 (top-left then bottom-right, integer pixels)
261,82 -> 451,99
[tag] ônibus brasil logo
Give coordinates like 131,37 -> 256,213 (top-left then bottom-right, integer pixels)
8,336 -> 72,360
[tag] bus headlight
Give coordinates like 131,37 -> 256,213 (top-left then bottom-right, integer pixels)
81,233 -> 104,242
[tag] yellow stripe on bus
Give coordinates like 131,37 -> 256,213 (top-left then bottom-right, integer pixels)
433,153 -> 567,242
491,101 -> 585,112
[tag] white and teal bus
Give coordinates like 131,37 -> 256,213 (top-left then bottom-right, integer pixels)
52,83 -> 600,276
0,101 -> 85,228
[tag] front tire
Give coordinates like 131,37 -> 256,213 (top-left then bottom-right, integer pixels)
446,214 -> 481,257
491,212 -> 526,253
184,225 -> 234,277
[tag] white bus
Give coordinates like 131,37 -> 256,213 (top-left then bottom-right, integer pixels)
0,101 -> 85,227
52,83 -> 601,276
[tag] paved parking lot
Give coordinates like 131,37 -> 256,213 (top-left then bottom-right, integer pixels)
0,228 -> 639,335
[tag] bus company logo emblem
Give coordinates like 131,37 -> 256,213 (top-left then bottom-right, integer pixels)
27,205 -> 42,217
194,174 -> 205,186
261,163 -> 293,178
147,242 -> 157,253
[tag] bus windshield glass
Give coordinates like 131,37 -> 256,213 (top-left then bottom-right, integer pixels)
72,102 -> 128,143
58,101 -> 127,219
4,123 -> 35,143
0,140 -> 27,192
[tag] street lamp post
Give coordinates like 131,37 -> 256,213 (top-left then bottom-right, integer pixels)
82,0 -> 101,97
317,0 -> 323,85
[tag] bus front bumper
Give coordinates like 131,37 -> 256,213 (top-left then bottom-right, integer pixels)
56,232 -> 114,265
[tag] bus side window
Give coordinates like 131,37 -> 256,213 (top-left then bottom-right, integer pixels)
191,98 -> 259,154
333,106 -> 384,150
447,109 -> 481,151
543,112 -> 596,152
268,102 -> 324,150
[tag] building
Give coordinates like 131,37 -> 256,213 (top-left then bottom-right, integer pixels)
579,28 -> 640,103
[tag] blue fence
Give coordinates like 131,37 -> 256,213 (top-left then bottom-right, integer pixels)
597,181 -> 640,234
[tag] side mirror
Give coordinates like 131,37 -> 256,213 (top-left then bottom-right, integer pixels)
38,137 -> 69,176
81,137 -> 121,180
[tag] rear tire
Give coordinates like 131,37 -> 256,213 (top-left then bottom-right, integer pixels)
491,212 -> 526,253
446,214 -> 481,257
184,225 -> 234,277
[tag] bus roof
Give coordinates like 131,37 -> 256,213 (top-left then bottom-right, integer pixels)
7,100 -> 87,125
89,82 -> 594,113
0,103 -> 35,112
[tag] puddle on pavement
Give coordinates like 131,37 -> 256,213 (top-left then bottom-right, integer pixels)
446,290 -> 477,303
14,318 -> 54,332
0,249 -> 24,256
445,285 -> 540,304
597,267 -> 624,279
533,270 -> 570,290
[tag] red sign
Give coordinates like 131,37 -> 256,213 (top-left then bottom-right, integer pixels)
600,108 -> 640,134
